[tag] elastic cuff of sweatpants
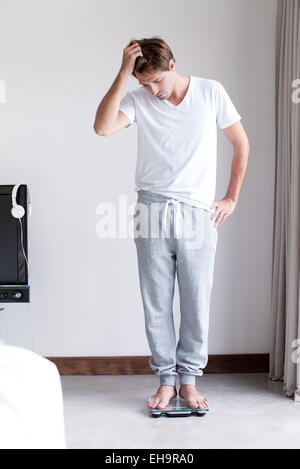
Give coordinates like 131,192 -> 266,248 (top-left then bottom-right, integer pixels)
159,375 -> 177,386
179,374 -> 196,385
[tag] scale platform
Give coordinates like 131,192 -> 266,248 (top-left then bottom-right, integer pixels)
148,397 -> 209,418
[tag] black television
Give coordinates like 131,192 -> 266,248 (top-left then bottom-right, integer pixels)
0,184 -> 30,302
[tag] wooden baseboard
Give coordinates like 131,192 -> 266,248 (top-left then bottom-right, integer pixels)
47,354 -> 269,375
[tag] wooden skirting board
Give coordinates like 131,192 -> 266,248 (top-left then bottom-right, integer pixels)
47,354 -> 269,375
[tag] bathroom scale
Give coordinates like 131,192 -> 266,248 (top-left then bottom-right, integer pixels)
148,397 -> 209,418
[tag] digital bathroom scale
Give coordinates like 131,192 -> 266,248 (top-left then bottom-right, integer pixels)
148,397 -> 209,418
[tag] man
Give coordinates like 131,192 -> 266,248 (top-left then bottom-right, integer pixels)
94,37 -> 250,410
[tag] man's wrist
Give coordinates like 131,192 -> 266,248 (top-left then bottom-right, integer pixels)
225,195 -> 237,203
118,69 -> 130,81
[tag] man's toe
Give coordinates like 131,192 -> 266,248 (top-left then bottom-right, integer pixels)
187,400 -> 198,409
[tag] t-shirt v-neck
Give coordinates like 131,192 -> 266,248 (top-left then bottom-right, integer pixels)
162,75 -> 192,110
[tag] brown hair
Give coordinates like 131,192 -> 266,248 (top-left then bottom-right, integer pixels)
127,36 -> 175,78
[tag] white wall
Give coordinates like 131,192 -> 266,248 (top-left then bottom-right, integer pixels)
0,304 -> 32,349
0,0 -> 277,356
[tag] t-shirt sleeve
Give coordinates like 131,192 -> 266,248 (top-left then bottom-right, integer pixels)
119,92 -> 137,126
214,81 -> 242,130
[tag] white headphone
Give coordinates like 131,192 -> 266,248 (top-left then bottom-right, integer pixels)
11,184 -> 32,219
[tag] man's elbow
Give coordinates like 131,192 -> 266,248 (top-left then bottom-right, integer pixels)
93,124 -> 108,136
234,136 -> 250,155
244,136 -> 250,155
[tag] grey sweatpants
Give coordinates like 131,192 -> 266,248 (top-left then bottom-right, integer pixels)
133,189 -> 218,386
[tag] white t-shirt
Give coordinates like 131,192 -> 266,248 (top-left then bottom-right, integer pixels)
119,75 -> 241,213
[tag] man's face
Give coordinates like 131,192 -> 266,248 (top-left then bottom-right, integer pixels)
135,65 -> 175,100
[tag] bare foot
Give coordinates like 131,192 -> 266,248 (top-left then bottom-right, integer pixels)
179,385 -> 209,409
147,385 -> 177,409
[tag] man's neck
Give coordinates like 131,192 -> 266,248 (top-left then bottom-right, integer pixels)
168,73 -> 190,103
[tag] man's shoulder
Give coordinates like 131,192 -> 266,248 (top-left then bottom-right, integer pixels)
126,86 -> 148,100
192,75 -> 223,92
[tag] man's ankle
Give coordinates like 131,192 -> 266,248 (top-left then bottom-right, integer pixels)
159,377 -> 177,386
179,384 -> 196,390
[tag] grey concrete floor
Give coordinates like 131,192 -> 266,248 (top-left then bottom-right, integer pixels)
61,374 -> 300,449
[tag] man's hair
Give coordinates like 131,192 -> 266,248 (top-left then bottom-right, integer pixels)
127,36 -> 175,78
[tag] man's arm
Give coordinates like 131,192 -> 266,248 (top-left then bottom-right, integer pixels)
210,120 -> 250,227
93,42 -> 142,136
223,120 -> 250,203
93,70 -> 129,136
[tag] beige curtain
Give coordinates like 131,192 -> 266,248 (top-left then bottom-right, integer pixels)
269,0 -> 300,402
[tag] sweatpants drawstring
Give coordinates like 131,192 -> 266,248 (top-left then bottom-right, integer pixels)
163,199 -> 181,238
